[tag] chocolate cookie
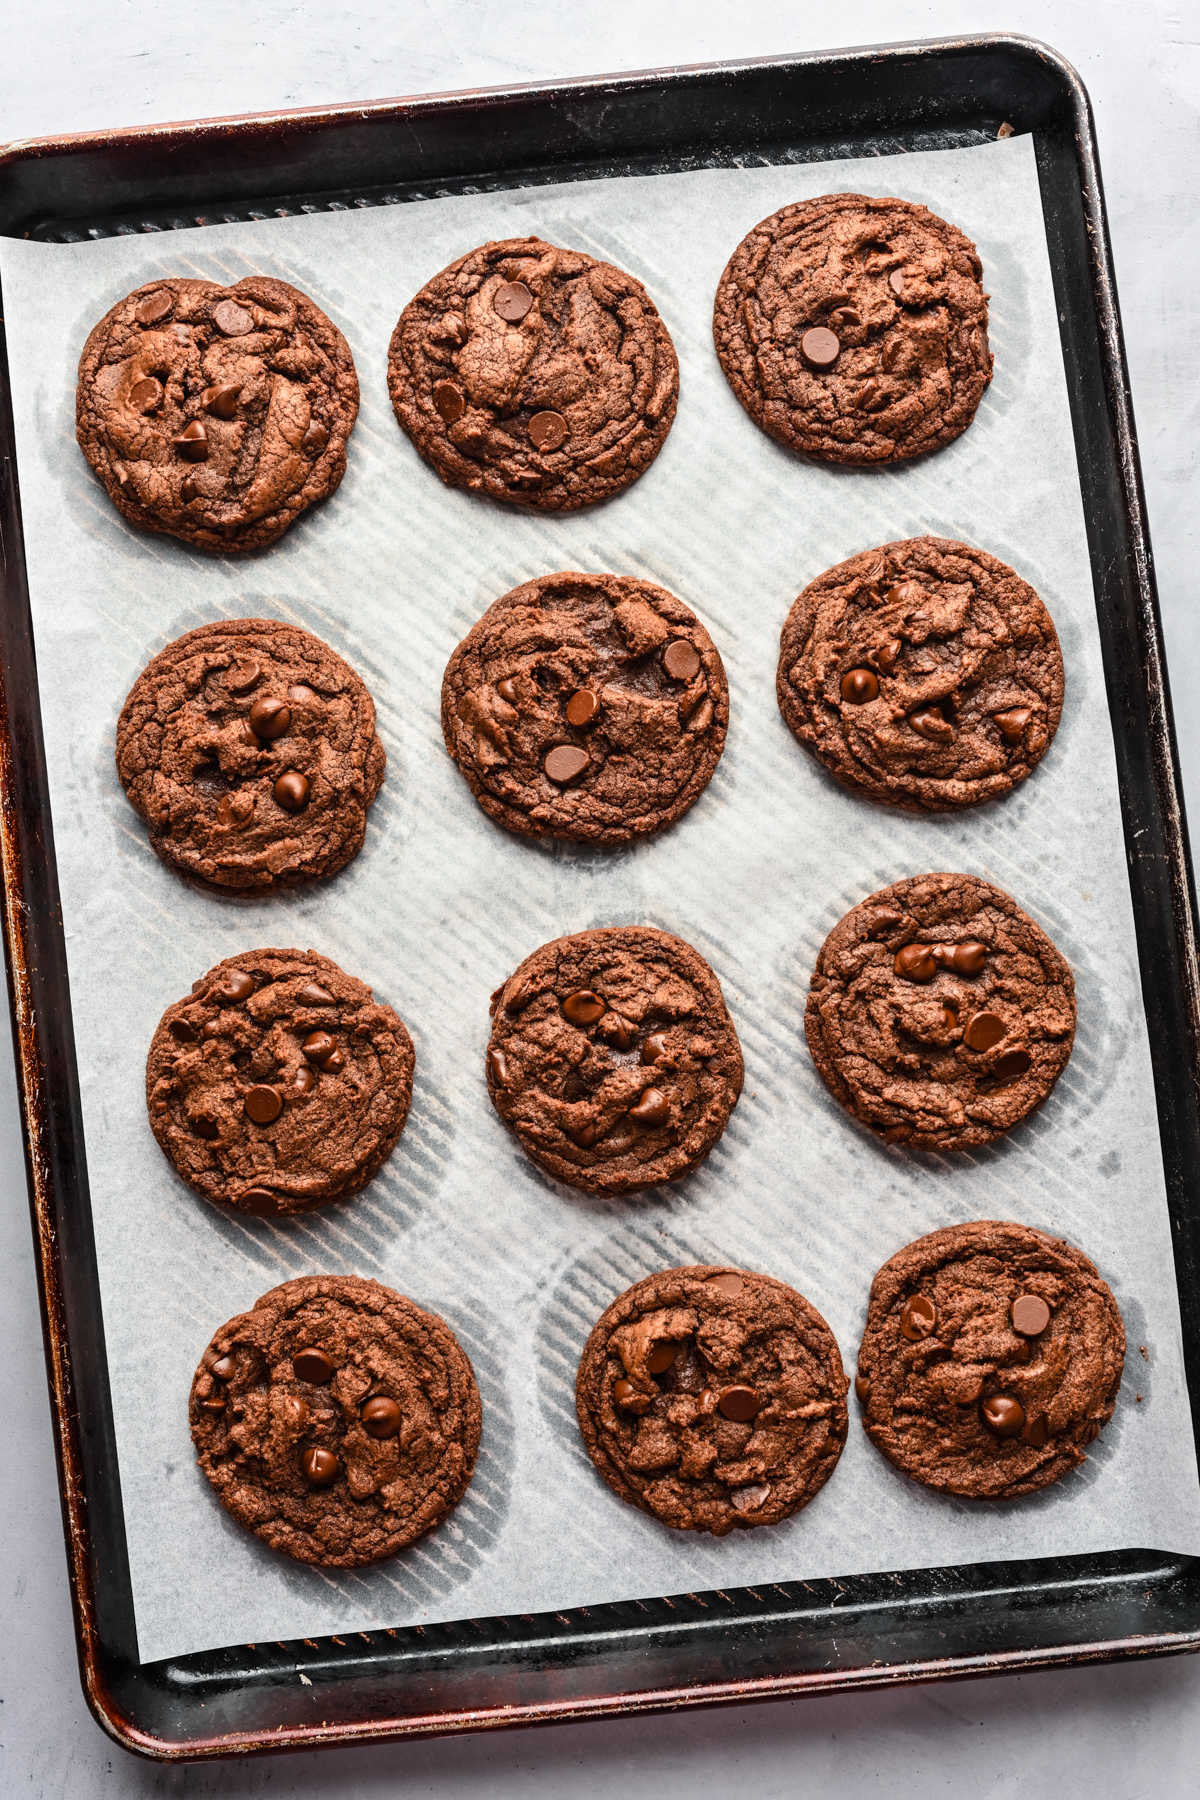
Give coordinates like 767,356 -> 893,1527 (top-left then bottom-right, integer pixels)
147,949 -> 414,1214
806,874 -> 1075,1151
442,572 -> 728,844
116,619 -> 385,891
486,927 -> 743,1195
387,237 -> 679,510
576,1265 -> 848,1534
190,1275 -> 481,1565
76,275 -> 358,551
777,538 -> 1064,811
713,194 -> 992,465
856,1221 -> 1125,1500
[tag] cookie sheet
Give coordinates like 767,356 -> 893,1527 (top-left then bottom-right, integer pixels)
3,134 -> 1199,1667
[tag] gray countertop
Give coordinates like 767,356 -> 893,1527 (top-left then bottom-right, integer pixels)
3,2 -> 1198,1792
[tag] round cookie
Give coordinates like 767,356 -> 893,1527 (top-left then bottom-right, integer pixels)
713,193 -> 992,466
190,1275 -> 481,1566
486,927 -> 743,1195
442,572 -> 728,844
116,619 -> 386,891
147,948 -> 414,1215
777,538 -> 1064,811
855,1221 -> 1125,1500
805,873 -> 1075,1151
76,274 -> 358,551
576,1265 -> 848,1534
387,237 -> 679,510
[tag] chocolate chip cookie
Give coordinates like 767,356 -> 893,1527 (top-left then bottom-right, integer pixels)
778,538 -> 1064,811
806,873 -> 1076,1150
190,1275 -> 481,1565
387,237 -> 679,510
713,194 -> 992,465
442,572 -> 728,844
856,1221 -> 1125,1500
486,927 -> 743,1194
76,275 -> 358,551
147,949 -> 414,1214
116,619 -> 385,891
576,1265 -> 848,1534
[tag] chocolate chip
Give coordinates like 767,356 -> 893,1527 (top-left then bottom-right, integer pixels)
302,420 -> 329,456
909,704 -> 954,741
562,989 -> 606,1026
888,268 -> 907,299
496,678 -> 519,704
1024,1412 -> 1050,1448
432,380 -> 466,423
192,1113 -> 220,1140
215,969 -> 256,1003
937,940 -> 988,975
198,1396 -> 226,1415
300,1447 -> 340,1487
730,1482 -> 771,1512
226,658 -> 262,692
243,1085 -> 283,1125
646,1341 -> 680,1375
297,983 -> 334,1004
302,1030 -> 336,1066
202,382 -> 241,419
992,1048 -> 1033,1082
629,1086 -> 670,1129
543,744 -> 589,785
211,1354 -> 236,1381
707,1272 -> 744,1298
169,1017 -> 198,1043
687,697 -> 714,733
840,668 -> 879,704
613,1378 -> 640,1407
854,1373 -> 870,1403
601,1013 -> 638,1051
180,475 -> 204,504
273,770 -> 310,812
248,696 -> 291,740
1011,1294 -> 1052,1336
565,688 -> 602,727
323,1048 -> 345,1073
134,290 -> 173,325
173,421 -> 209,462
886,581 -> 924,608
801,326 -> 840,368
528,409 -> 567,451
493,280 -> 533,322
293,1347 -> 335,1384
717,1385 -> 761,1422
899,1294 -> 938,1341
981,1394 -> 1025,1438
994,706 -> 1033,743
963,1011 -> 1006,1052
663,639 -> 701,681
290,1065 -> 316,1098
282,1395 -> 309,1430
487,1046 -> 509,1085
361,1396 -> 402,1439
213,298 -> 253,336
239,1188 -> 277,1214
894,944 -> 937,982
641,1031 -> 671,1064
870,637 -> 903,673
129,376 -> 163,413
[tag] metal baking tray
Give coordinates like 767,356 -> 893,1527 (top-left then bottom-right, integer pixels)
2,30 -> 1199,1763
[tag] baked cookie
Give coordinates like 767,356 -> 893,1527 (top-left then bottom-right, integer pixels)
777,538 -> 1063,811
713,193 -> 992,465
856,1221 -> 1125,1500
116,619 -> 385,891
486,927 -> 743,1195
576,1265 -> 848,1534
387,237 -> 678,510
190,1275 -> 481,1565
805,873 -> 1075,1150
442,572 -> 728,844
76,275 -> 358,551
147,949 -> 414,1215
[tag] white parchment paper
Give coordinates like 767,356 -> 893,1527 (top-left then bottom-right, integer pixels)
3,134 -> 1199,1667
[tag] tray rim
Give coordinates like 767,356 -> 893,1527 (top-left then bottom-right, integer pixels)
3,28 -> 1200,1763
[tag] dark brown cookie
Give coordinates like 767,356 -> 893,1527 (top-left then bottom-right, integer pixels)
116,619 -> 385,891
442,572 -> 728,844
387,237 -> 679,510
190,1275 -> 481,1565
713,193 -> 992,466
76,275 -> 358,551
486,927 -> 743,1195
805,874 -> 1075,1151
576,1265 -> 848,1534
147,949 -> 414,1215
856,1221 -> 1125,1500
778,538 -> 1064,811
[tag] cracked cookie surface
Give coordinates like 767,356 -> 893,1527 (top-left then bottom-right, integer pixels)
806,873 -> 1075,1151
777,538 -> 1063,811
388,237 -> 679,509
856,1221 -> 1125,1499
486,927 -> 743,1194
190,1275 -> 481,1565
714,193 -> 991,465
147,948 -> 414,1215
576,1265 -> 848,1534
442,572 -> 728,844
117,619 -> 385,890
76,275 -> 358,551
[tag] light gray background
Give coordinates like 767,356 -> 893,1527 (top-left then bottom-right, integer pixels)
1,1 -> 1196,1793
